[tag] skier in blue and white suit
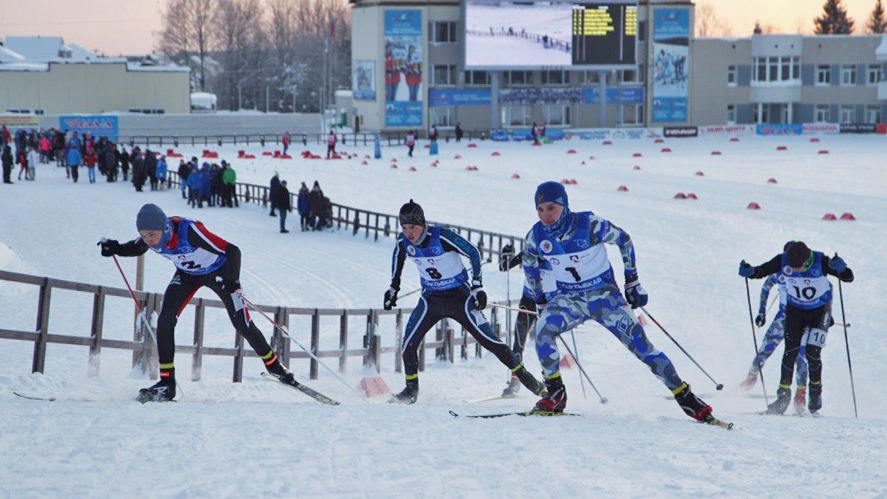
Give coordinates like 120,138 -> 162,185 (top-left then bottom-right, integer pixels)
524,181 -> 717,421
384,200 -> 545,404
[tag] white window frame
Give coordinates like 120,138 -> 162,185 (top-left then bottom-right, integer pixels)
430,106 -> 455,126
503,104 -> 532,126
816,65 -> 831,86
506,70 -> 533,86
840,65 -> 856,86
543,104 -> 571,126
865,105 -> 880,124
867,65 -> 881,86
814,105 -> 830,123
839,105 -> 854,123
429,21 -> 457,44
432,64 -> 457,85
727,104 -> 736,124
727,65 -> 737,86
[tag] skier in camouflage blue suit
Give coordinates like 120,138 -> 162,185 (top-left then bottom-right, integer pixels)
523,181 -> 717,421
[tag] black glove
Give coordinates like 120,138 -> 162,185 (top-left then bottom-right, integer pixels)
216,275 -> 241,294
755,312 -> 766,327
470,279 -> 487,310
828,254 -> 847,272
499,244 -> 514,272
383,287 -> 398,310
738,260 -> 754,278
624,273 -> 648,309
98,238 -> 121,257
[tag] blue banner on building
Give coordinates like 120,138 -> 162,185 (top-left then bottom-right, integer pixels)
384,10 -> 423,127
651,8 -> 690,123
583,87 -> 645,104
59,115 -> 119,141
429,89 -> 492,107
756,124 -> 803,135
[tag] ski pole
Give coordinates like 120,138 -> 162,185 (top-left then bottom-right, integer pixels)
237,291 -> 355,393
569,329 -> 588,399
556,335 -> 607,404
744,278 -> 769,404
837,279 -> 858,418
111,254 -> 157,339
640,307 -> 724,391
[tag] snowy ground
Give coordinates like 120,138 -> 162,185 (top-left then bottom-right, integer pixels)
1,132 -> 886,497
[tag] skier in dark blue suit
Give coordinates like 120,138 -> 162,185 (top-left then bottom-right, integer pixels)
739,241 -> 853,414
384,200 -> 545,403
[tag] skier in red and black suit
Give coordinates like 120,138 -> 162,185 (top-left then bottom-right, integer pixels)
99,203 -> 292,402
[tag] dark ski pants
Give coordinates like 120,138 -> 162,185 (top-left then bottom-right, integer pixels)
780,304 -> 831,390
510,295 -> 538,361
156,270 -> 274,366
401,288 -> 517,377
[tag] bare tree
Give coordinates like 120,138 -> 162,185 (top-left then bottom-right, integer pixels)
157,0 -> 218,91
695,2 -> 732,37
214,0 -> 267,110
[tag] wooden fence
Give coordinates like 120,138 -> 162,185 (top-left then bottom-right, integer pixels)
0,269 -> 513,383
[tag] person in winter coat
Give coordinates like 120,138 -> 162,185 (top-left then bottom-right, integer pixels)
309,181 -> 325,230
405,130 -> 416,157
269,173 -> 281,216
156,156 -> 168,190
104,146 -> 118,182
131,148 -> 145,191
199,163 -> 212,206
221,162 -> 238,207
297,182 -> 311,231
177,160 -> 190,199
119,147 -> 131,181
2,145 -> 13,183
327,130 -> 337,159
26,146 -> 40,180
85,147 -> 98,183
66,145 -> 82,183
282,131 -> 291,155
275,180 -> 292,233
187,165 -> 202,207
144,149 -> 158,191
98,203 -> 295,402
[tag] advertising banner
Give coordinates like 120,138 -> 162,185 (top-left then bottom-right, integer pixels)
429,89 -> 492,107
651,8 -> 689,123
0,115 -> 40,130
353,60 -> 376,101
59,115 -> 119,141
755,123 -> 802,135
384,10 -> 423,127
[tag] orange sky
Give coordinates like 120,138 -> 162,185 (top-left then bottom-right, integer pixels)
0,0 -> 881,56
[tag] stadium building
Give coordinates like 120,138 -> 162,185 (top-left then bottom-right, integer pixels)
349,0 -> 887,133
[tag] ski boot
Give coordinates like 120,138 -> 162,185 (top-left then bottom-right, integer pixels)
531,375 -> 566,414
511,363 -> 547,396
739,370 -> 758,391
137,369 -> 176,403
808,383 -> 822,414
765,386 -> 792,415
390,376 -> 418,404
501,376 -> 522,397
265,353 -> 295,384
673,383 -> 713,421
793,386 -> 807,415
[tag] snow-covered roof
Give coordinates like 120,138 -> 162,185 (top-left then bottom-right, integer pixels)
0,45 -> 25,63
2,36 -> 101,62
876,35 -> 887,61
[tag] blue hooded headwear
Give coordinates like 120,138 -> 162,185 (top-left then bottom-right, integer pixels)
136,204 -> 173,247
535,181 -> 573,236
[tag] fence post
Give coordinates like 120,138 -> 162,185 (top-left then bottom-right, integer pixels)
89,286 -> 106,376
273,307 -> 290,368
435,320 -> 446,361
192,298 -> 205,382
446,325 -> 455,364
339,311 -> 348,373
233,326 -> 244,383
310,310 -> 320,380
31,278 -> 52,374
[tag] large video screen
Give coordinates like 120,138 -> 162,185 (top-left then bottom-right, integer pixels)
464,0 -> 637,69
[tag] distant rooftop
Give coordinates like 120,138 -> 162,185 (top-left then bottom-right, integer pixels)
0,36 -> 188,72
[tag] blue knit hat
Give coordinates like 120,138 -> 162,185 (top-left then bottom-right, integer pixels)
136,204 -> 167,231
535,181 -> 568,208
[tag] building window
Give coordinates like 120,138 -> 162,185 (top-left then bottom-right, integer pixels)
753,56 -> 800,83
621,69 -> 638,83
840,65 -> 857,86
623,104 -> 643,125
541,70 -> 568,85
727,65 -> 737,86
429,21 -> 457,43
866,105 -> 880,124
816,65 -> 831,86
814,105 -> 830,122
464,70 -> 490,86
543,104 -> 571,125
503,104 -> 531,126
727,104 -> 736,124
867,65 -> 881,85
506,70 -> 533,86
430,106 -> 455,126
432,64 -> 457,85
839,105 -> 854,123
753,105 -> 769,123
